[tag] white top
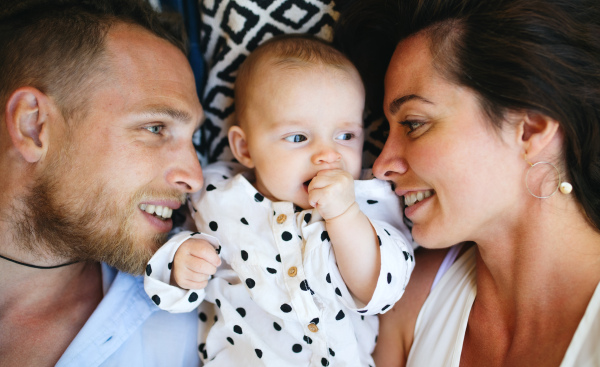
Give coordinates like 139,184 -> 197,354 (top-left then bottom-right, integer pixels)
57,263 -> 200,367
145,162 -> 415,366
408,247 -> 600,367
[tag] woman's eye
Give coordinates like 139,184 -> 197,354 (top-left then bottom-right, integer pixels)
284,134 -> 307,143
336,133 -> 354,141
401,120 -> 425,134
145,125 -> 163,134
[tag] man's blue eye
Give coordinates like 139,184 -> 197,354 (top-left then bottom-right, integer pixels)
336,133 -> 353,141
146,125 -> 163,134
284,134 -> 307,143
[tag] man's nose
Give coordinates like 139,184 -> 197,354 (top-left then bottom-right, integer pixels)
166,143 -> 204,193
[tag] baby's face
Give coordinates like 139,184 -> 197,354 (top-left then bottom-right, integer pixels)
242,64 -> 365,209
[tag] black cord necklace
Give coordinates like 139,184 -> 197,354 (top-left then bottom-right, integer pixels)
0,253 -> 79,269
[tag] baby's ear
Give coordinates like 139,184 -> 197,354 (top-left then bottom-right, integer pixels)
228,125 -> 255,168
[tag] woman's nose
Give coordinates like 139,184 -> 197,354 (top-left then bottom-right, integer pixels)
373,137 -> 409,180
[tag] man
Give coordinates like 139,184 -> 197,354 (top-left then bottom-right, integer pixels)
0,0 -> 204,365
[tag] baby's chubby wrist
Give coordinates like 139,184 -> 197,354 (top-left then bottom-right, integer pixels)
323,201 -> 361,224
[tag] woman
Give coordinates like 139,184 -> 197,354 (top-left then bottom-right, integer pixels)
335,0 -> 600,365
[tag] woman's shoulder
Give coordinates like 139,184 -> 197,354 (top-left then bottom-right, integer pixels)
373,247 -> 452,366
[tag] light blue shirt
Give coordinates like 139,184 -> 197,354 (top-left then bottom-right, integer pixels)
56,263 -> 200,366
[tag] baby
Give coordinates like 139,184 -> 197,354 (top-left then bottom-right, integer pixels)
144,34 -> 415,366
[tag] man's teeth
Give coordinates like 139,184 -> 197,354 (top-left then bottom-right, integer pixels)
404,190 -> 434,207
139,203 -> 173,219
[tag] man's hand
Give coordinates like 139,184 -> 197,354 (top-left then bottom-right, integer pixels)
308,169 -> 356,220
171,238 -> 221,290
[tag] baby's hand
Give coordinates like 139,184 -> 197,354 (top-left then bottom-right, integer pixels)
308,169 -> 355,220
171,238 -> 221,290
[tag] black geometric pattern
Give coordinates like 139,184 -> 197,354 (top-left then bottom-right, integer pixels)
195,0 -> 385,168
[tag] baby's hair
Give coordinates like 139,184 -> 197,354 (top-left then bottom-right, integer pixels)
234,33 -> 359,125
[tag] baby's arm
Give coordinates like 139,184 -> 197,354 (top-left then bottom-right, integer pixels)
308,169 -> 380,304
144,231 -> 221,312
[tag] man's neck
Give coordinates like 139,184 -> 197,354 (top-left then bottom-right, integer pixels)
0,259 -> 103,366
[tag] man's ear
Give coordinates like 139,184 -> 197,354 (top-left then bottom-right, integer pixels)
517,111 -> 561,158
5,87 -> 53,163
228,125 -> 255,168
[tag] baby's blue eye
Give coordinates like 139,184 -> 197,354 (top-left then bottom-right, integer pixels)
284,134 -> 307,143
336,133 -> 353,141
146,125 -> 163,134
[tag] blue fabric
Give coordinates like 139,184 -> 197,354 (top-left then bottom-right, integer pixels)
161,0 -> 205,97
56,264 -> 200,367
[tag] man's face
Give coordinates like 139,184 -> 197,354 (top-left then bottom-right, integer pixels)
20,24 -> 204,274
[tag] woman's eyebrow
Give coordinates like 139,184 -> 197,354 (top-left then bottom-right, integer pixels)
388,94 -> 433,115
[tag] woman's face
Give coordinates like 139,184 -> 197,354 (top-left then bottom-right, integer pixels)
373,33 -> 525,248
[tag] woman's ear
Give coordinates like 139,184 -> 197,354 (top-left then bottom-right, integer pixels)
5,87 -> 53,163
518,111 -> 561,158
228,125 -> 255,168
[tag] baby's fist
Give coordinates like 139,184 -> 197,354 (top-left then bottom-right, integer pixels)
171,238 -> 221,290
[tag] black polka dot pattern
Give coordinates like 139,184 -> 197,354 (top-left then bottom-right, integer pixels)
280,304 -> 292,313
236,308 -> 246,317
168,262 -> 173,270
206,184 -> 217,191
151,295 -> 160,305
141,163 -> 415,365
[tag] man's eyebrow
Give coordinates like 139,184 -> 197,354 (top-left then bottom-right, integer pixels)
144,106 -> 193,124
388,94 -> 434,115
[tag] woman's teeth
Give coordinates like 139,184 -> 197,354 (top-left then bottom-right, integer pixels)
404,190 -> 434,207
139,203 -> 173,220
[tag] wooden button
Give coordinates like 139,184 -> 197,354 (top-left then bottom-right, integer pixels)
276,214 -> 287,224
287,267 -> 297,277
308,323 -> 319,333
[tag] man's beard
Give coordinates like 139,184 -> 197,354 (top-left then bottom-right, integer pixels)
14,167 -> 178,275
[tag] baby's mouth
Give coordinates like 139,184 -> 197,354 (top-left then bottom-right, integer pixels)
303,178 -> 313,188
